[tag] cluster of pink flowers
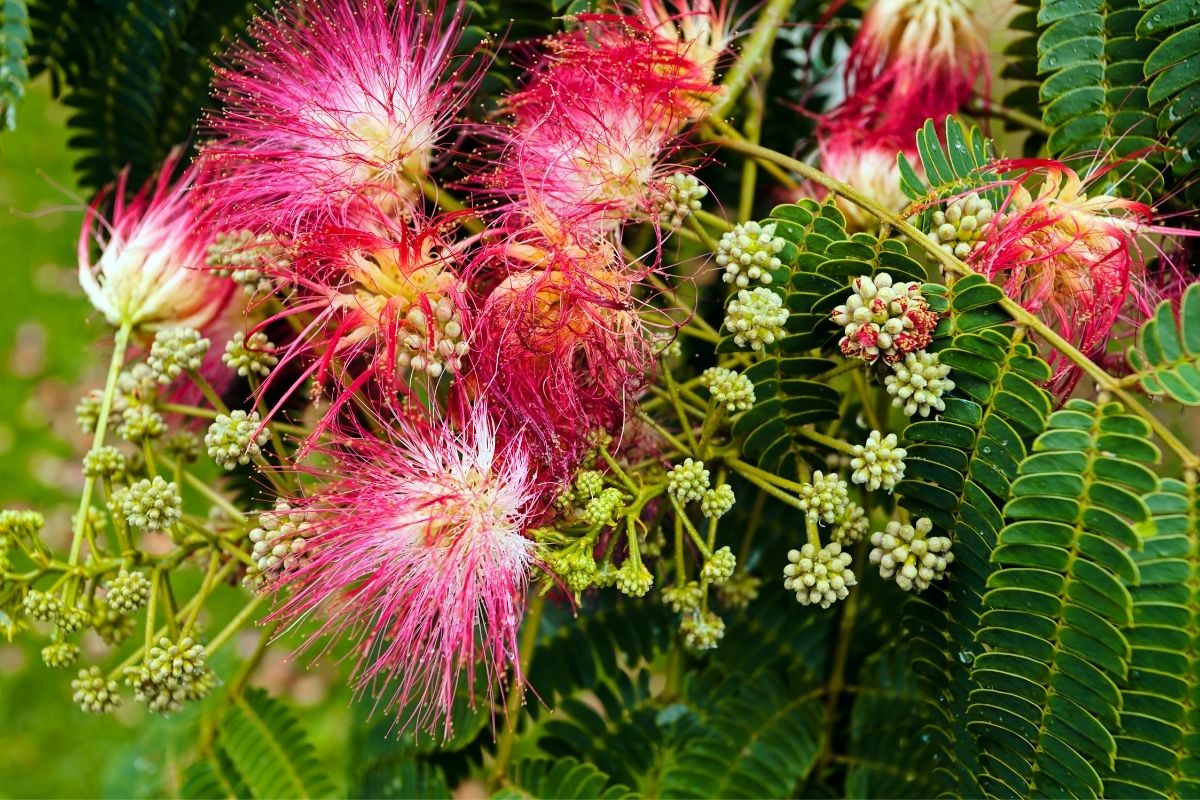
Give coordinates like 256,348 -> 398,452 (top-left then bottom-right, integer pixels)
71,0 -> 732,736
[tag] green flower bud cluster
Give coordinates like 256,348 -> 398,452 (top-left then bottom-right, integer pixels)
42,642 -> 80,669
680,610 -> 725,650
72,666 -> 121,714
206,410 -> 270,470
831,502 -> 869,546
1,509 -> 44,538
75,390 -> 103,433
163,431 -> 202,463
93,600 -> 135,646
148,328 -> 210,383
784,543 -> 856,609
224,331 -> 279,378
125,636 -> 214,715
700,367 -> 755,413
667,458 -> 710,504
247,500 -> 317,586
662,581 -> 703,613
118,405 -> 167,443
724,287 -> 788,351
615,560 -> 653,597
83,446 -> 127,479
869,517 -> 954,592
659,172 -> 707,228
927,194 -> 996,259
797,470 -> 849,525
23,589 -> 61,622
575,470 -> 605,500
717,221 -> 784,288
850,431 -> 906,492
700,483 -> 735,519
885,351 -> 955,418
115,476 -> 182,531
57,605 -> 89,633
582,488 -> 624,529
106,570 -> 151,614
551,548 -> 597,594
701,546 -> 736,585
208,230 -> 285,296
716,573 -> 760,609
116,364 -> 158,407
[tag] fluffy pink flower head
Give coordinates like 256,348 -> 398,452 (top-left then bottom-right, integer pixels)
477,15 -> 716,239
832,0 -> 988,135
803,130 -> 916,232
264,406 -> 539,738
471,239 -> 656,473
204,0 -> 476,234
257,210 -> 470,432
967,159 -> 1156,384
635,0 -> 734,86
78,151 -> 234,336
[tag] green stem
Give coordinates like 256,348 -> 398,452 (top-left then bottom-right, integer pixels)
671,497 -> 712,558
796,426 -> 858,456
161,455 -> 247,523
490,593 -> 546,789
183,552 -> 222,637
737,488 -> 767,566
186,368 -> 229,415
726,456 -> 811,494
694,208 -> 733,232
207,594 -> 264,654
969,97 -> 1052,135
708,0 -> 796,121
738,55 -> 771,221
67,323 -> 133,595
687,213 -> 721,253
598,448 -> 640,494
160,402 -> 310,438
710,137 -> 1200,469
636,411 -> 692,455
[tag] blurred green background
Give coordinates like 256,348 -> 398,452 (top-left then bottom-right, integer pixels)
0,80 -> 349,799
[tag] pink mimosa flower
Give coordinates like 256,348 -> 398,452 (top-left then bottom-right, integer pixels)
800,130 -> 917,232
636,0 -> 734,85
265,407 -> 539,737
967,159 -> 1159,388
254,210 -> 470,434
203,0 -> 477,234
829,0 -> 988,136
78,151 -> 234,335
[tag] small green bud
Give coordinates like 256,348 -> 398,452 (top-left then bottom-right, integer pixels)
667,458 -> 710,504
42,642 -> 80,669
701,546 -> 736,585
615,560 -> 653,597
700,483 -> 735,519
206,410 -> 269,470
147,328 -> 210,383
72,666 -> 122,713
117,477 -> 182,531
106,570 -> 151,615
83,446 -> 127,480
223,331 -> 279,378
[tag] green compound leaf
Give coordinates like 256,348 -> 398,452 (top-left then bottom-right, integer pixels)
495,757 -> 637,800
179,742 -> 251,800
0,0 -> 29,129
1106,477 -> 1200,799
1125,282 -> 1200,405
897,118 -> 1003,224
354,759 -> 451,800
970,399 -> 1161,799
1141,0 -> 1200,184
218,688 -> 337,800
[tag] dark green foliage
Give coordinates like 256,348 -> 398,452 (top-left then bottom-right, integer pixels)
495,758 -> 636,799
27,0 -> 257,189
971,399 -> 1161,799
1140,0 -> 1200,183
1126,282 -> 1200,405
898,117 -> 1003,219
0,0 -> 29,129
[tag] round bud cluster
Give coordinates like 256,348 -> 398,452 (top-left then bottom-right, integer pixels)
208,230 -> 284,295
659,172 -> 708,228
206,410 -> 270,470
116,364 -> 158,406
724,287 -> 789,351
667,458 -> 710,503
125,636 -> 214,715
72,666 -> 122,714
118,476 -> 182,531
57,605 -> 88,633
615,560 -> 653,597
716,221 -> 784,288
164,431 -> 202,463
118,405 -> 167,443
396,294 -> 469,378
662,581 -> 703,612
1,509 -> 44,538
831,502 -> 869,546
247,500 -> 317,585
83,446 -> 127,479
700,367 -> 756,413
851,431 -> 907,492
42,642 -> 80,669
106,570 -> 151,614
23,589 -> 61,622
831,273 -> 939,364
75,390 -> 103,433
797,471 -> 849,525
716,573 -> 761,609
582,487 -> 625,529
574,470 -> 604,500
885,351 -> 955,418
592,560 -> 618,589
148,328 -> 210,383
784,543 -> 857,609
700,483 -> 735,519
680,610 -> 725,650
928,194 -> 996,259
223,331 -> 279,378
701,546 -> 737,585
93,601 -> 135,646
553,549 -> 598,594
869,517 -> 954,592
